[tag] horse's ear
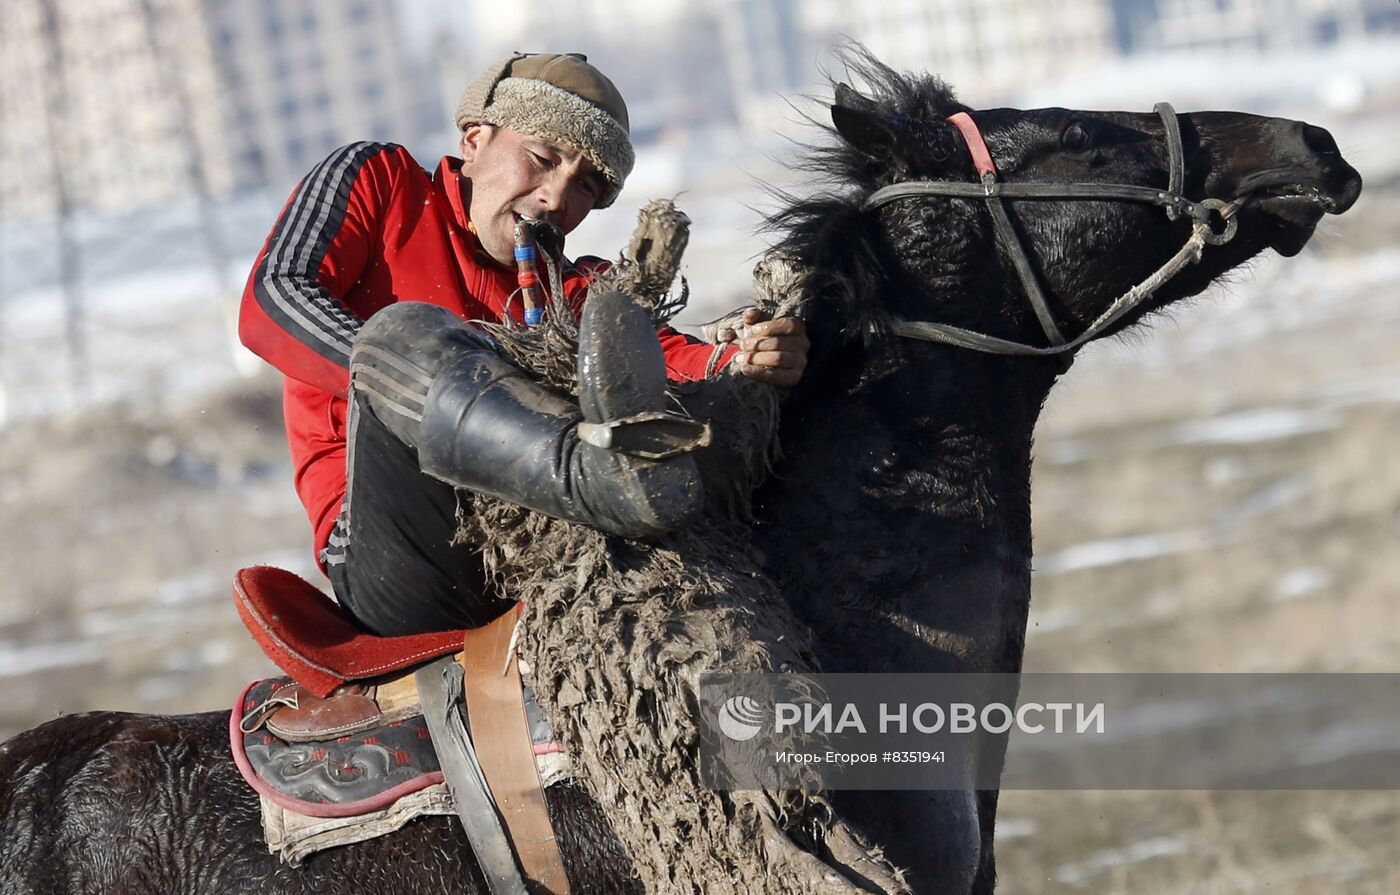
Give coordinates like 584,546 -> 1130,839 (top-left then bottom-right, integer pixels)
831,103 -> 900,161
834,82 -> 878,112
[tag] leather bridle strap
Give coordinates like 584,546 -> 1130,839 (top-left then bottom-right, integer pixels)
863,102 -> 1241,357
867,105 -> 1206,221
947,111 -> 1066,347
1158,100 -> 1187,219
887,209 -> 1235,357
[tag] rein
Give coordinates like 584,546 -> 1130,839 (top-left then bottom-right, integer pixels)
865,102 -> 1242,357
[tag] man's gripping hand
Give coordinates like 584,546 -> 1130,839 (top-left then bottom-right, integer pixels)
718,308 -> 810,388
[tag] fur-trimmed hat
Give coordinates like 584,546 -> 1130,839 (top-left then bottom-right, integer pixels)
456,53 -> 633,208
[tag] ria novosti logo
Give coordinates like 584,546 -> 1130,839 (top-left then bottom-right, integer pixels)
716,695 -> 766,741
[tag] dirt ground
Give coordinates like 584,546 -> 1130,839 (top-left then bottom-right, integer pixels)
0,182 -> 1395,891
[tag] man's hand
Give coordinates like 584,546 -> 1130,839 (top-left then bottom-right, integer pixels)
718,308 -> 810,388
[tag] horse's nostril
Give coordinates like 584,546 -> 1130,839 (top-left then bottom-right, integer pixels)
1302,123 -> 1337,155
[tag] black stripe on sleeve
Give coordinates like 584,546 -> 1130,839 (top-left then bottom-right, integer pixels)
252,142 -> 392,368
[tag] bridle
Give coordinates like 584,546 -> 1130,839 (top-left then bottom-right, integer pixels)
864,102 -> 1243,358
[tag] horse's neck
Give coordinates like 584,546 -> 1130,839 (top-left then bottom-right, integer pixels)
755,347 -> 1056,674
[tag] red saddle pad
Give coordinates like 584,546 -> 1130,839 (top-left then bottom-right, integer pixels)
232,566 -> 464,697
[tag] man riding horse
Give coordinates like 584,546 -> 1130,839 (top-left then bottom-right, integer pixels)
0,44 -> 1362,895
238,52 -> 810,637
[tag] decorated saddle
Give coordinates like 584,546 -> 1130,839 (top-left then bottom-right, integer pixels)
236,676 -> 444,817
228,566 -> 571,890
234,674 -> 563,818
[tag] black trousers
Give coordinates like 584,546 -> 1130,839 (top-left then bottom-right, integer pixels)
323,303 -> 516,636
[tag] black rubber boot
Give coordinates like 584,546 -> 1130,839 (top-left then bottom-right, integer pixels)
416,292 -> 704,539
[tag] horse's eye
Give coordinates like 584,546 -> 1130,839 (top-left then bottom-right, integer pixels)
1061,121 -> 1092,152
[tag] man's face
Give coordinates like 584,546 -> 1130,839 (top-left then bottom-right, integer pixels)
458,124 -> 608,268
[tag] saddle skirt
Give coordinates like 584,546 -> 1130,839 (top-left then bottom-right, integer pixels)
231,671 -> 568,863
230,566 -> 570,868
233,672 -> 563,815
236,677 -> 432,817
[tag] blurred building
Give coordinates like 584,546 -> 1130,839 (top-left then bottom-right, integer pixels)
0,0 -> 438,220
206,0 -> 438,190
1118,0 -> 1400,53
709,0 -> 806,134
722,0 -> 1118,126
815,0 -> 1118,102
455,0 -> 1118,137
456,0 -> 817,138
458,0 -> 738,143
0,0 -> 225,219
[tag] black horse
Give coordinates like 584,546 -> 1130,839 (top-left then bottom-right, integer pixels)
0,55 -> 1360,894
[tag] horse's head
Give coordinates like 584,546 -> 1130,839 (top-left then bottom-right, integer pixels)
788,53 -> 1362,364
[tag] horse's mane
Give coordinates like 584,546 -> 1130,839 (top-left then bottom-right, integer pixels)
787,46 -> 966,192
764,47 -> 971,364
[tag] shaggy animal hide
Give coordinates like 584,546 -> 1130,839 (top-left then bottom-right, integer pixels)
460,202 -> 906,895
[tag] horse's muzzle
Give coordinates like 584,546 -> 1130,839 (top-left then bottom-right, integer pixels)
1232,136 -> 1362,256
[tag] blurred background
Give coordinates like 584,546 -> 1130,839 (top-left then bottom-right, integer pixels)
1,1 -> 1397,892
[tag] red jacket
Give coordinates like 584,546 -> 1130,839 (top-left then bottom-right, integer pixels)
239,142 -> 731,568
